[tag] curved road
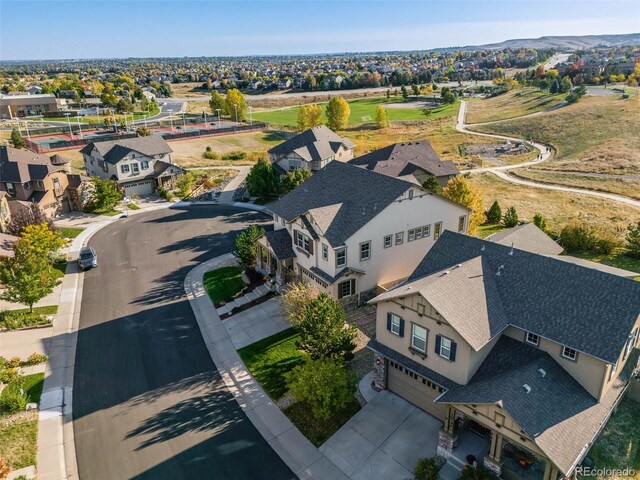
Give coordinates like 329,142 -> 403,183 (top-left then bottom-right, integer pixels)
457,101 -> 640,208
72,205 -> 295,480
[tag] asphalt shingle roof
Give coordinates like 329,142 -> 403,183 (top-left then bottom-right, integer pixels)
268,125 -> 354,163
80,136 -> 172,165
266,161 -> 414,248
263,229 -> 296,260
487,223 -> 564,256
437,336 -> 634,474
0,146 -> 62,183
349,141 -> 459,180
402,231 -> 640,364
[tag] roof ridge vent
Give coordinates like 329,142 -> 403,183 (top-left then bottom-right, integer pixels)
452,264 -> 462,269
440,270 -> 450,276
522,384 -> 532,394
538,368 -> 546,378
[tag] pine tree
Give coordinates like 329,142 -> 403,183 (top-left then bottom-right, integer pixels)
503,207 -> 519,228
10,128 -> 25,148
625,220 -> 640,259
486,201 -> 502,224
422,175 -> 441,194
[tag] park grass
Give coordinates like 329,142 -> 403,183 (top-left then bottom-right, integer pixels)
512,169 -> 640,200
0,412 -> 38,470
465,87 -> 564,124
583,396 -> 640,478
475,223 -> 509,239
203,266 -> 245,304
57,226 -> 84,239
1,373 -> 45,404
251,97 -> 459,128
466,173 -> 640,240
571,251 -> 640,280
470,95 -> 640,175
238,328 -> 307,400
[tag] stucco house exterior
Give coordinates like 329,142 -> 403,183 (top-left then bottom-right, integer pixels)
0,145 -> 79,218
255,161 -> 470,307
267,125 -> 355,175
80,136 -> 185,196
348,141 -> 459,187
368,231 -> 640,480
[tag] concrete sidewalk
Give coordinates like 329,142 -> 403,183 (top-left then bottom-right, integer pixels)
185,254 -> 349,479
224,298 -> 290,349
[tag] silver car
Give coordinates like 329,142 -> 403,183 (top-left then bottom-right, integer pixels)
78,247 -> 97,270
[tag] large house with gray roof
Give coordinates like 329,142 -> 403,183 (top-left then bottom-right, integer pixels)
255,161 -> 470,306
80,136 -> 184,196
267,125 -> 355,174
348,141 -> 459,187
369,231 -> 640,480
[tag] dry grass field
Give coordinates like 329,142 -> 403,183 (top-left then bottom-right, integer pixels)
467,173 -> 640,237
471,95 -> 640,175
465,88 -> 565,124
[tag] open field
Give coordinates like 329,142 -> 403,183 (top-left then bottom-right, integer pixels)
251,96 -> 459,127
471,95 -> 640,175
467,173 -> 640,238
512,169 -> 640,200
465,88 -> 564,124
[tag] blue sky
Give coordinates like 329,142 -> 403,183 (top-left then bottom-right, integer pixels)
0,0 -> 638,60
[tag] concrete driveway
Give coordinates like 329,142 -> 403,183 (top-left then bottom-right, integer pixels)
320,390 -> 443,479
224,298 -> 290,349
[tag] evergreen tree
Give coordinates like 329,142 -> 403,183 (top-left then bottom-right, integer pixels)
9,128 -> 25,149
486,201 -> 502,224
422,175 -> 441,194
625,220 -> 640,259
503,206 -> 519,228
533,213 -> 548,232
233,225 -> 265,268
245,158 -> 280,197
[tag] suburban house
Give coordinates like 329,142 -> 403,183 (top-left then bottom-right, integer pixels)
267,125 -> 355,174
348,141 -> 459,187
0,146 -> 80,218
368,231 -> 640,480
255,161 -> 470,307
0,93 -> 60,118
80,136 -> 185,196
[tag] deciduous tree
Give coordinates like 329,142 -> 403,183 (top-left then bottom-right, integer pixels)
325,97 -> 350,130
90,178 -> 122,212
281,282 -> 319,327
225,88 -> 248,121
209,90 -> 226,115
246,158 -> 280,197
374,105 -> 388,129
9,128 -> 25,149
442,176 -> 484,235
6,204 -> 54,236
296,105 -> 323,131
19,223 -> 65,262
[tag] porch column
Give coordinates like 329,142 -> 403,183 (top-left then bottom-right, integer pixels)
483,431 -> 503,477
543,459 -> 552,480
437,407 -> 458,459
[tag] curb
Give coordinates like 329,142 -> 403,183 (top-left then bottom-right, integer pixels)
184,256 -> 348,480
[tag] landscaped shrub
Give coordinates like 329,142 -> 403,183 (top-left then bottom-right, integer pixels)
414,457 -> 440,480
0,367 -> 18,385
157,187 -> 175,202
6,357 -> 21,369
0,389 -> 27,414
202,146 -> 220,160
26,353 -> 48,366
221,151 -> 246,161
486,201 -> 502,224
0,311 -> 51,331
502,206 -> 519,228
460,465 -> 497,480
559,223 -> 621,254
625,221 -> 640,259
281,282 -> 320,327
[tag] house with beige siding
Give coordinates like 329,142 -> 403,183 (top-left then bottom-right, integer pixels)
369,231 -> 640,480
255,161 -> 470,307
267,125 -> 355,175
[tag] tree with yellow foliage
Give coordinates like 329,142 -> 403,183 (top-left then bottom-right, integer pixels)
442,175 -> 484,235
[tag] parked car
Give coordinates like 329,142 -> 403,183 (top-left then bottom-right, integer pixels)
78,247 -> 97,270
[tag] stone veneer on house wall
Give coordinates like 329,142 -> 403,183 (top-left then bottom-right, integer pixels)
372,353 -> 387,391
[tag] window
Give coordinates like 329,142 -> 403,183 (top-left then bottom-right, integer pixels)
458,216 -> 466,233
322,244 -> 328,261
121,164 -> 130,173
295,230 -> 312,254
408,229 -> 416,242
411,324 -> 428,353
141,160 -> 149,170
338,278 -> 355,299
525,332 -> 540,346
415,227 -> 423,239
387,313 -> 404,337
422,225 -> 431,237
384,235 -> 392,248
434,222 -> 443,240
562,346 -> 577,361
132,163 -> 139,174
5,183 -> 15,195
23,182 -> 31,191
360,241 -> 371,260
395,232 -> 404,245
53,178 -> 60,188
289,159 -> 302,171
335,248 -> 346,267
436,335 -> 457,361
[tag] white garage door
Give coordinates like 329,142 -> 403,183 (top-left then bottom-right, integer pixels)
123,180 -> 154,196
388,360 -> 447,420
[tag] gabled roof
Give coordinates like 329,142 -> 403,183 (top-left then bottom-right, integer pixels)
390,231 -> 640,364
348,141 -> 459,180
268,125 -> 355,163
266,161 -> 415,248
552,255 -> 639,279
487,223 -> 564,256
263,229 -> 296,260
79,136 -> 172,165
0,146 -> 63,183
437,336 -> 634,475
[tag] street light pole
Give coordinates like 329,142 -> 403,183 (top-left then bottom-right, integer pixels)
234,104 -> 238,124
182,112 -> 186,129
203,108 -> 207,128
23,120 -> 31,141
64,113 -> 73,138
75,116 -> 83,140
216,108 -> 221,128
168,109 -> 174,132
248,105 -> 253,125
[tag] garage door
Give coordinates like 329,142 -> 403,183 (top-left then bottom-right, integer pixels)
388,360 -> 447,420
123,180 -> 154,196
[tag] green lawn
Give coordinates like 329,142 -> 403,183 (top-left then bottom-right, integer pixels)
238,328 -> 307,399
252,97 -> 459,128
0,305 -> 58,330
0,416 -> 37,470
93,208 -> 122,216
475,223 -> 508,239
284,398 -> 361,447
571,251 -> 640,281
56,226 -> 84,239
203,266 -> 245,304
1,373 -> 45,404
126,203 -> 141,210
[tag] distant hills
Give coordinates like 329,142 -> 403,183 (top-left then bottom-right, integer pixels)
455,33 -> 640,51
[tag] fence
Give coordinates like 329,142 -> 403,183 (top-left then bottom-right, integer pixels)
159,122 -> 267,141
25,132 -> 138,154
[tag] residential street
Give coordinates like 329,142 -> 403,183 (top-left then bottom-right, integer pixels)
72,205 -> 295,480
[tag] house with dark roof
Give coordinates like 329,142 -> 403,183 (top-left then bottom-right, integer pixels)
348,141 -> 459,187
255,161 -> 470,305
0,146 -> 81,218
368,231 -> 640,480
267,125 -> 355,175
80,136 -> 184,196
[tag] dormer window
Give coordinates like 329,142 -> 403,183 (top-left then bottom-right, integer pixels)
562,346 -> 577,361
525,332 -> 539,346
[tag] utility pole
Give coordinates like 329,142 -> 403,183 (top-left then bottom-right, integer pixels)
216,108 -> 221,128
75,116 -> 83,140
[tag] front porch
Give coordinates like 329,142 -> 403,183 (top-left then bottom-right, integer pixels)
255,231 -> 295,291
